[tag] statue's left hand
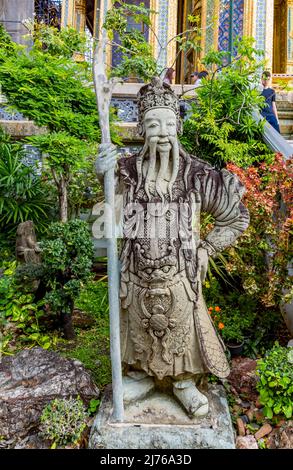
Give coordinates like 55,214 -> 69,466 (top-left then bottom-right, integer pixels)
95,143 -> 118,176
197,247 -> 209,283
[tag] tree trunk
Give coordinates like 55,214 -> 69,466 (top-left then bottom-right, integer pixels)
60,309 -> 75,340
59,176 -> 68,223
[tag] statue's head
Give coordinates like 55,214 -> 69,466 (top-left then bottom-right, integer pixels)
136,77 -> 183,200
137,77 -> 182,137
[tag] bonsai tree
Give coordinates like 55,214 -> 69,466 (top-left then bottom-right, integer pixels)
40,219 -> 94,339
28,132 -> 94,222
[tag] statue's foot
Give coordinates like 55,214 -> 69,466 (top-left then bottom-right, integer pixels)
123,371 -> 155,404
173,379 -> 209,417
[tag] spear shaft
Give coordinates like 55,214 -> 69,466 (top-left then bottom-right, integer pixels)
93,30 -> 124,422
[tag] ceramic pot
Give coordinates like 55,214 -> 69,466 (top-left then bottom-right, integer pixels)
227,341 -> 244,357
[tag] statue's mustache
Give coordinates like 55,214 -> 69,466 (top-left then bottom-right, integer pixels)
135,136 -> 179,201
136,138 -> 191,200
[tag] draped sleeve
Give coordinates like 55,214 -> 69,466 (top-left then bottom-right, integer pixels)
196,167 -> 250,255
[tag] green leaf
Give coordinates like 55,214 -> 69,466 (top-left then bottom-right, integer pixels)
263,406 -> 273,419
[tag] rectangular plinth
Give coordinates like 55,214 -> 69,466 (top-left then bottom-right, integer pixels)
89,385 -> 235,449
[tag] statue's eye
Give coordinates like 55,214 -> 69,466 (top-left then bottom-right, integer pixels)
148,123 -> 158,128
162,266 -> 170,273
167,122 -> 175,126
145,268 -> 153,274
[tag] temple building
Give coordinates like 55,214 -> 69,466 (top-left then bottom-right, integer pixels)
60,0 -> 293,84
1,1 -> 292,81
1,1 -> 293,137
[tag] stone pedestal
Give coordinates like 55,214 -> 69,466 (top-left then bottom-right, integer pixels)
89,385 -> 235,449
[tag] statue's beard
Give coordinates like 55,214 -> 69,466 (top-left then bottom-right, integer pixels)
136,136 -> 180,201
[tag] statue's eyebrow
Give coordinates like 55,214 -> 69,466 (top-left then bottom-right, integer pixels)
144,116 -> 159,122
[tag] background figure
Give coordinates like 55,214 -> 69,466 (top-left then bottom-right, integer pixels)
198,70 -> 209,81
190,71 -> 199,86
260,71 -> 280,133
191,70 -> 208,88
163,67 -> 176,85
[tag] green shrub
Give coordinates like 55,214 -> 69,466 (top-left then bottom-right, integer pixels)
0,24 -> 119,223
0,24 -> 100,140
204,276 -> 281,356
40,396 -> 88,447
181,37 -> 274,168
0,129 -> 52,235
0,261 -> 56,352
256,343 -> 293,419
40,219 -> 94,339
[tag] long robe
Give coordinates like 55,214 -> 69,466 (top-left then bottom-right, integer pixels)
117,150 -> 249,380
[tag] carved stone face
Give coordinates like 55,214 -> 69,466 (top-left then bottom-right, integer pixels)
144,107 -> 178,152
137,107 -> 180,200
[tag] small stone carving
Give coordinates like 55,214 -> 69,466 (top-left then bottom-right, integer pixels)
16,220 -> 41,264
96,77 -> 249,418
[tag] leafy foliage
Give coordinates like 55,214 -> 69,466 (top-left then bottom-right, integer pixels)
103,1 -> 201,80
208,304 -> 248,343
103,0 -> 158,80
40,396 -> 89,447
27,131 -> 94,180
204,273 -> 282,357
39,220 -> 94,338
88,398 -> 100,415
256,344 -> 293,419
202,153 -> 292,355
181,38 -> 274,168
0,129 -> 51,234
31,22 -> 88,58
0,24 -> 100,140
0,261 -> 57,353
0,24 -> 117,221
226,155 -> 293,308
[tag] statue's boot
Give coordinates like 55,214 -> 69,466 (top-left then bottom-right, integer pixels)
123,371 -> 155,404
173,378 -> 209,417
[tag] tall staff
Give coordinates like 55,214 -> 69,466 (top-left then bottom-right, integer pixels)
93,28 -> 124,422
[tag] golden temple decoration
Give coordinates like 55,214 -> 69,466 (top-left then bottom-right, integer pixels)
200,0 -> 207,57
273,0 -> 287,73
213,0 -> 220,51
74,0 -> 86,32
265,0 -> 274,71
149,0 -> 159,61
167,0 -> 178,67
287,0 -> 293,72
61,0 -> 75,28
243,0 -> 255,38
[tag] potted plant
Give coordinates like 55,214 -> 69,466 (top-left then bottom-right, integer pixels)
208,306 -> 245,357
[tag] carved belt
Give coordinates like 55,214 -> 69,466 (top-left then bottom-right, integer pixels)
128,270 -> 187,289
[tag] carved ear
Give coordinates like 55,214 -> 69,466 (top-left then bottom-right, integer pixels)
137,122 -> 144,137
177,119 -> 183,135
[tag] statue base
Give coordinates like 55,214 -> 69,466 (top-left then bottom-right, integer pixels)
89,385 -> 235,449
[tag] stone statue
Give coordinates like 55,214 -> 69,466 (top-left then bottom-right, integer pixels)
96,77 -> 249,418
15,220 -> 42,292
16,220 -> 41,265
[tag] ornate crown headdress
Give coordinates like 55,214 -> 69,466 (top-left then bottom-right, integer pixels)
137,77 -> 182,136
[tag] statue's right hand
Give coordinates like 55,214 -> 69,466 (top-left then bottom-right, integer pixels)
95,143 -> 118,176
